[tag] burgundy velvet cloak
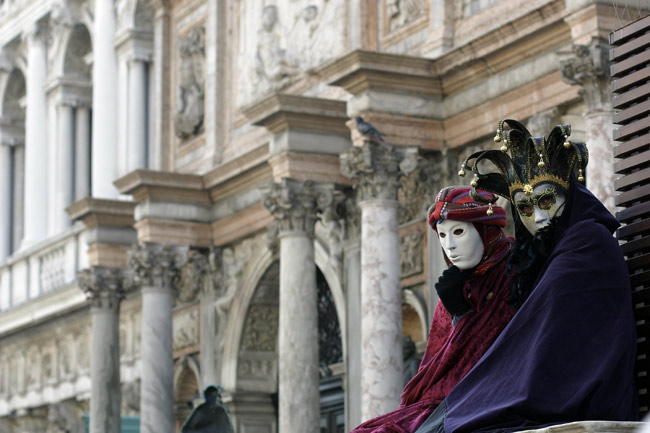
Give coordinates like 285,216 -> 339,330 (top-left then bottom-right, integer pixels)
351,231 -> 514,433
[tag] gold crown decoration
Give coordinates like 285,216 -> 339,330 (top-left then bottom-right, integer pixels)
461,119 -> 589,204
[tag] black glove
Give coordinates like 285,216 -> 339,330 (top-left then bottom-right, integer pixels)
435,265 -> 472,317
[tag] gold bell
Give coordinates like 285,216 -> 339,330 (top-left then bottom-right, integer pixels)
486,203 -> 494,216
458,164 -> 466,177
538,153 -> 545,167
578,169 -> 585,183
500,144 -> 508,152
471,175 -> 478,188
493,129 -> 501,143
563,135 -> 571,149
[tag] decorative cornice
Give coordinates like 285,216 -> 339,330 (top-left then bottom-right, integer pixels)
66,197 -> 136,228
340,141 -> 418,202
114,169 -> 210,205
127,243 -> 188,290
77,266 -> 133,310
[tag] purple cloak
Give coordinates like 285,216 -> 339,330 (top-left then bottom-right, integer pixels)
439,181 -> 639,432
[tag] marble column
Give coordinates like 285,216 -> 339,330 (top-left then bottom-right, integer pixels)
128,58 -> 148,171
92,0 -> 118,198
55,103 -> 74,231
77,266 -> 130,433
262,179 -> 320,433
22,23 -> 49,248
151,6 -> 171,170
75,105 -> 91,200
341,140 -> 415,420
0,143 -> 11,258
128,243 -> 186,433
559,38 -> 615,213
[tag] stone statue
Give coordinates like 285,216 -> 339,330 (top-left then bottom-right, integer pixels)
174,26 -> 205,140
180,386 -> 234,433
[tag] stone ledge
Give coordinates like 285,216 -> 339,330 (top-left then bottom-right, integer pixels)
518,421 -> 644,433
66,197 -> 136,228
241,93 -> 349,135
114,169 -> 210,205
320,49 -> 441,97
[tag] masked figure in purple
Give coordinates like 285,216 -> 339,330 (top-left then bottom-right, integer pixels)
416,119 -> 638,433
351,186 -> 516,433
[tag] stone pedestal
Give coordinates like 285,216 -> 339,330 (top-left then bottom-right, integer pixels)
128,243 -> 186,433
78,267 -> 131,433
22,24 -> 49,247
341,141 -> 416,420
263,179 -> 321,433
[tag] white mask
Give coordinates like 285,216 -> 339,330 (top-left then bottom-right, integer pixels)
437,219 -> 484,270
513,182 -> 567,235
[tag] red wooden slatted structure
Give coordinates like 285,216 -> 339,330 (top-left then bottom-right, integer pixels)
611,14 -> 650,416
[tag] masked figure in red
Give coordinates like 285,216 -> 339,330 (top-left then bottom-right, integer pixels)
351,186 -> 515,433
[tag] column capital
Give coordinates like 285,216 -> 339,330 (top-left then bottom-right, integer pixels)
262,179 -> 325,238
559,37 -> 611,113
127,243 -> 188,290
23,20 -> 49,44
78,266 -> 133,309
340,140 -> 418,202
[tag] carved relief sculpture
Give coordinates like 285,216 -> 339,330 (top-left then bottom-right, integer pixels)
173,308 -> 200,352
174,26 -> 205,140
400,230 -> 423,277
386,0 -> 426,33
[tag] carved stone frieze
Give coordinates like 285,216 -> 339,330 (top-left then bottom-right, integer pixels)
173,308 -> 200,352
176,249 -> 210,306
559,38 -> 611,113
127,243 -> 188,290
238,0 -> 345,107
0,360 -> 6,396
341,141 -> 418,202
262,179 -> 320,237
241,305 -> 279,351
397,153 -> 441,224
174,26 -> 205,140
25,349 -> 40,389
400,230 -> 424,277
58,340 -> 73,379
237,356 -> 276,379
77,266 -> 133,310
386,0 -> 426,33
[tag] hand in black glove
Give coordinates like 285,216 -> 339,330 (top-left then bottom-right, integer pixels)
435,265 -> 472,317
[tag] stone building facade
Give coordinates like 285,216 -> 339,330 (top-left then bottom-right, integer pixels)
0,0 -> 637,432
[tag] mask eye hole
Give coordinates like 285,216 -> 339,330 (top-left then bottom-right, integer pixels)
453,228 -> 464,236
517,203 -> 534,217
439,232 -> 446,238
537,193 -> 556,210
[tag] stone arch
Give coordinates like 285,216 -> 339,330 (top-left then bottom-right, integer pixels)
173,355 -> 201,428
314,240 -> 346,360
221,243 -> 275,391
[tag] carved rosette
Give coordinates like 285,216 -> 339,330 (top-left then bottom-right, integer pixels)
127,243 -> 187,290
77,267 -> 132,310
341,141 -> 418,203
262,179 -> 320,238
559,38 -> 611,113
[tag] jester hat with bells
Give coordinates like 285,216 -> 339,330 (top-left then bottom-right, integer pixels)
458,119 -> 589,213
